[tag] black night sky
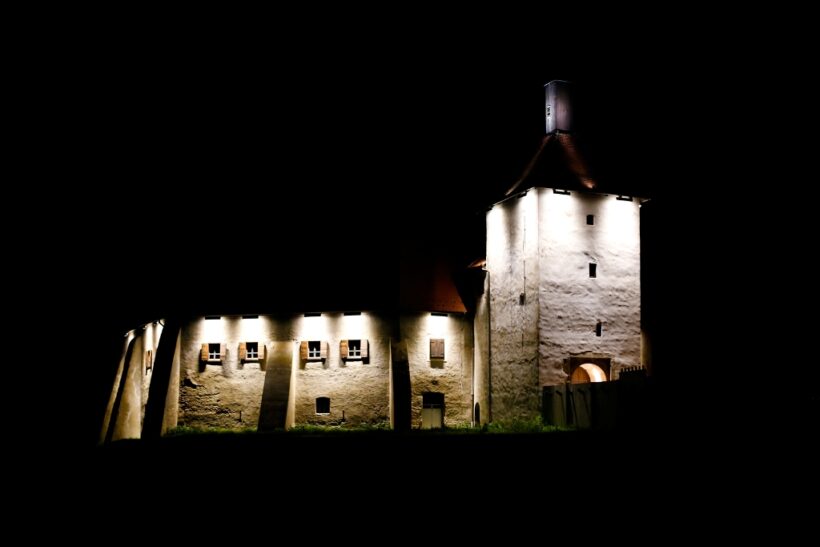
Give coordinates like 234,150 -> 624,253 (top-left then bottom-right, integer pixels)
79,54 -> 679,322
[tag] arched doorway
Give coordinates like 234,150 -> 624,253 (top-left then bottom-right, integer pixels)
474,402 -> 481,426
570,363 -> 608,384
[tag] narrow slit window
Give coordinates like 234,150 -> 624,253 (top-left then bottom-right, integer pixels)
589,263 -> 597,278
586,214 -> 594,225
595,322 -> 602,336
316,397 -> 330,414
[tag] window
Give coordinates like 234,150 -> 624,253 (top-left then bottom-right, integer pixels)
246,342 -> 258,359
300,341 -> 328,361
200,343 -> 224,362
430,338 -> 445,360
595,321 -> 602,336
316,397 -> 330,414
586,214 -> 594,225
341,339 -> 369,360
144,349 -> 153,371
208,343 -> 221,360
589,263 -> 597,278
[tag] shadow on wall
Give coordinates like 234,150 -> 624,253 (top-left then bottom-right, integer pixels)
391,341 -> 411,431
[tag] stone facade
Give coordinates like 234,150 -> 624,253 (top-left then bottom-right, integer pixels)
481,188 -> 642,422
101,186 -> 641,440
100,187 -> 642,439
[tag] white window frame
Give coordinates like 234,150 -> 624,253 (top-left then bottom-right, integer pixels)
246,342 -> 258,360
208,343 -> 221,361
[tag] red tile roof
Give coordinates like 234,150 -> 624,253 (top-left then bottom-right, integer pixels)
505,133 -> 596,196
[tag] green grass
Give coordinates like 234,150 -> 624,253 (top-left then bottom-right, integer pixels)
165,425 -> 257,436
165,417 -> 572,436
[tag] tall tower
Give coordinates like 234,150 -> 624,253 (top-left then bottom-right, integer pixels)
475,81 -> 642,422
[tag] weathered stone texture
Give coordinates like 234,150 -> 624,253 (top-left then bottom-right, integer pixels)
401,313 -> 473,427
486,191 -> 541,421
294,313 -> 392,426
537,190 -> 641,385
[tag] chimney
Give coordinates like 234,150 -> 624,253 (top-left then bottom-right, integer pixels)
545,80 -> 573,134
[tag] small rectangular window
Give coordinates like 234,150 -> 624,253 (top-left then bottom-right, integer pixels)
586,214 -> 594,225
316,397 -> 330,414
208,343 -> 221,360
348,340 -> 361,358
589,263 -> 597,278
430,338 -> 445,360
308,341 -> 321,359
246,342 -> 258,359
595,322 -> 602,336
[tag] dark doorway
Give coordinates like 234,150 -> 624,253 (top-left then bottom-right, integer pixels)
474,402 -> 481,426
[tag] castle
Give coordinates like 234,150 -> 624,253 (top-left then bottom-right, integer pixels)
100,81 -> 644,441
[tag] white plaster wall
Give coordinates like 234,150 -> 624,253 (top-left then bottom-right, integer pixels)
536,189 -> 641,385
162,329 -> 181,435
100,333 -> 134,444
400,313 -> 472,427
473,280 -> 490,425
485,191 -> 542,421
112,335 -> 143,440
294,312 -> 391,425
139,321 -> 163,424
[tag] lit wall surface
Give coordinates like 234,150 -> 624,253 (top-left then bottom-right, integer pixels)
485,189 -> 641,421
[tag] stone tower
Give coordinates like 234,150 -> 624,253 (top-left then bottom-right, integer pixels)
474,81 -> 642,422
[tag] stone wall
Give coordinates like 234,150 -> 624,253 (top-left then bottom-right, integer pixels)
473,279 -> 490,426
401,313 -> 473,427
178,313 -> 394,429
536,189 -> 641,385
486,191 -> 542,421
179,316 -> 275,429
100,320 -> 165,442
293,313 -> 392,426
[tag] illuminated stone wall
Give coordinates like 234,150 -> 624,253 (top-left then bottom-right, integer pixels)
100,321 -> 164,441
486,191 -> 542,421
179,316 -> 285,429
473,277 -> 490,426
536,189 -> 641,385
177,313 -> 394,430
401,313 -> 473,427
293,313 -> 392,426
485,189 -> 641,422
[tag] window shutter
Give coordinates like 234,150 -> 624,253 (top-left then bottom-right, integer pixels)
430,338 -> 445,360
320,341 -> 329,359
239,342 -> 247,361
200,344 -> 209,361
259,342 -> 267,360
220,343 -> 226,359
300,341 -> 308,360
340,340 -> 349,359
361,339 -> 369,359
